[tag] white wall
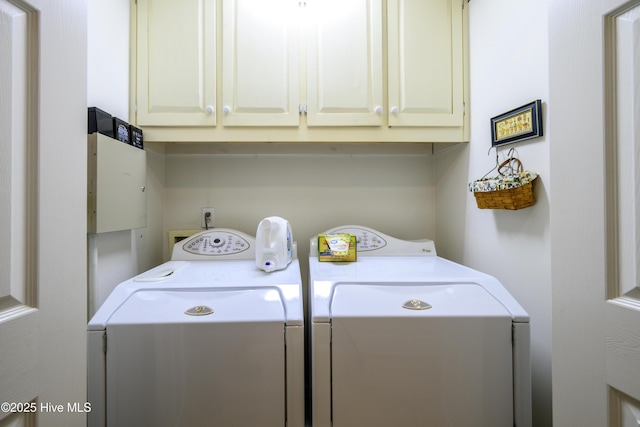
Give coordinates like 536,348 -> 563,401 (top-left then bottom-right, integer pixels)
87,0 -> 164,316
164,153 -> 437,282
87,0 -> 129,120
435,1 -> 552,425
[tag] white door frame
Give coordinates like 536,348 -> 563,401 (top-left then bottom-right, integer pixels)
0,0 -> 87,426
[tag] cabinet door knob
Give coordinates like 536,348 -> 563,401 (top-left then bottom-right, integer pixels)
223,106 -> 231,114
205,105 -> 214,114
374,105 -> 383,114
391,106 -> 399,115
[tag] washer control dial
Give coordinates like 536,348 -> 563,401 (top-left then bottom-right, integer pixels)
182,231 -> 250,256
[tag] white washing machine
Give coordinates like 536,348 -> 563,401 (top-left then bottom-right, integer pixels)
309,226 -> 531,427
87,229 -> 304,427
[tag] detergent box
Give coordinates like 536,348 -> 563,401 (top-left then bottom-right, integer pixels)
318,233 -> 357,262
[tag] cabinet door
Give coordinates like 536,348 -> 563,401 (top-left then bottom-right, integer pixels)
222,0 -> 300,126
388,0 -> 464,127
87,134 -> 147,234
136,0 -> 216,126
306,0 -> 383,127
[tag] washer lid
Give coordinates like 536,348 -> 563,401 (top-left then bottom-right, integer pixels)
330,283 -> 511,318
107,288 -> 286,325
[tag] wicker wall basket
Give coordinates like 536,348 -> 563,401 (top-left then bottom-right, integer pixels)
473,177 -> 537,210
469,158 -> 538,210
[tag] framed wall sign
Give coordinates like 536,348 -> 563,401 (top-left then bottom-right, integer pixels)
491,100 -> 543,147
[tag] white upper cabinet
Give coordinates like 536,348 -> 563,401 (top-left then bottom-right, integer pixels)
131,0 -> 469,143
221,0 -> 382,127
136,0 -> 216,126
388,0 -> 464,127
306,0 -> 384,126
222,0 -> 300,126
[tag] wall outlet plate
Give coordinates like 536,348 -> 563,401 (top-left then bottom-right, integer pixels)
201,207 -> 214,228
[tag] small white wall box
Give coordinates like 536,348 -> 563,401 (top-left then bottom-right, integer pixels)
87,133 -> 147,233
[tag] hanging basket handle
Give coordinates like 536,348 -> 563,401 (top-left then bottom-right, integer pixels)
498,157 -> 524,176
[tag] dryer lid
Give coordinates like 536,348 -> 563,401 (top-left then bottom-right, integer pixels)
107,288 -> 286,325
330,283 -> 511,318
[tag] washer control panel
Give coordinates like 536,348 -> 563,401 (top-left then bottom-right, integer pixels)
183,231 -> 250,255
170,229 -> 256,260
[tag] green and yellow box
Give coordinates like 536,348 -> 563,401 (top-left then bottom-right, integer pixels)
318,233 -> 357,262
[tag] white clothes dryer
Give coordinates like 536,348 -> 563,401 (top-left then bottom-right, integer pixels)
88,229 -> 304,427
309,226 -> 531,427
